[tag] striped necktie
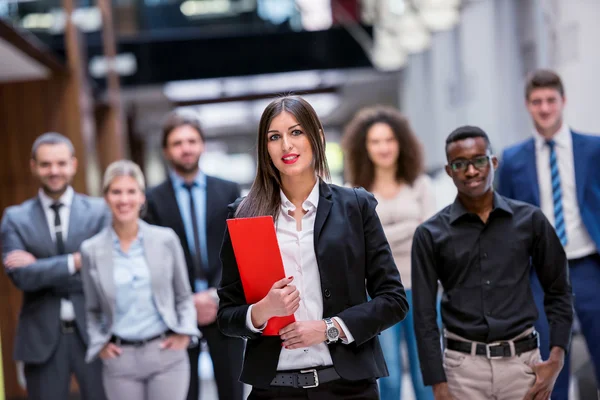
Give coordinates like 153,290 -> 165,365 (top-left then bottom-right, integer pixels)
547,140 -> 568,246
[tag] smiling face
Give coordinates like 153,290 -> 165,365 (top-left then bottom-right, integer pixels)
366,122 -> 400,170
445,137 -> 498,199
30,143 -> 77,198
526,87 -> 565,138
163,124 -> 204,175
104,175 -> 146,225
266,111 -> 316,183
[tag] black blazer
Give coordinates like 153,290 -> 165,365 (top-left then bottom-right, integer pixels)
217,180 -> 409,388
144,175 -> 241,290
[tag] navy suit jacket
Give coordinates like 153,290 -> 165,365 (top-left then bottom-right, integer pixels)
497,131 -> 600,252
144,175 -> 241,290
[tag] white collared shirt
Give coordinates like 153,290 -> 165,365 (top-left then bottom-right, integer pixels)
246,180 -> 354,371
533,123 -> 596,259
38,186 -> 76,321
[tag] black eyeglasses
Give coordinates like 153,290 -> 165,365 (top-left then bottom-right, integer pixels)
449,155 -> 491,172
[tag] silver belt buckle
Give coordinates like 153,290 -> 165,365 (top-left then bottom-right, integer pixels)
485,343 -> 505,359
299,369 -> 319,388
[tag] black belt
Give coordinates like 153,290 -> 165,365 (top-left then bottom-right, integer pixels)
110,331 -> 170,347
60,320 -> 76,334
271,367 -> 340,389
446,331 -> 539,359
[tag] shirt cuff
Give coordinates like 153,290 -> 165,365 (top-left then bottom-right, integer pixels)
332,317 -> 354,344
67,254 -> 76,275
246,304 -> 267,333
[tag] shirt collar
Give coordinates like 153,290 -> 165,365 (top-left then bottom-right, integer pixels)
449,191 -> 513,224
280,179 -> 320,213
533,122 -> 572,150
110,223 -> 143,247
169,169 -> 206,189
38,186 -> 74,209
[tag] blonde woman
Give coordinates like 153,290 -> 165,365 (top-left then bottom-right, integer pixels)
81,160 -> 200,400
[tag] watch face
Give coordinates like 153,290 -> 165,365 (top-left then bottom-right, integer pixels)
327,327 -> 339,338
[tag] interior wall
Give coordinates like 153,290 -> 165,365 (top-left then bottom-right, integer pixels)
0,76 -> 88,399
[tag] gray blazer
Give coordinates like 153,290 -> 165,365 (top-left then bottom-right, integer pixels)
80,220 -> 200,362
0,193 -> 109,364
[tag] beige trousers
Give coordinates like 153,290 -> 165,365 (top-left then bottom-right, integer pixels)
443,328 -> 541,400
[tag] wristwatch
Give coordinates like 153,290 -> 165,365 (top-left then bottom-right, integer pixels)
324,317 -> 340,344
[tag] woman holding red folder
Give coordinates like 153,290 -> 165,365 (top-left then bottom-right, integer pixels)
217,96 -> 409,399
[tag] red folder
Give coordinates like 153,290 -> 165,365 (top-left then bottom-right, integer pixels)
226,216 -> 295,335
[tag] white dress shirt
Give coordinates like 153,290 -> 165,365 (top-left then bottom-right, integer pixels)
534,123 -> 596,259
246,181 -> 354,371
38,186 -> 76,321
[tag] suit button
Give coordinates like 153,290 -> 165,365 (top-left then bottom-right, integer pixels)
324,289 -> 331,298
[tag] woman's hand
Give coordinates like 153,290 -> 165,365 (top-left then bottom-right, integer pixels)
279,321 -> 327,349
251,276 -> 300,327
99,343 -> 122,360
160,334 -> 191,350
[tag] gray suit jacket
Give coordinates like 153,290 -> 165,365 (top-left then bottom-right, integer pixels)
80,220 -> 200,363
0,193 -> 110,364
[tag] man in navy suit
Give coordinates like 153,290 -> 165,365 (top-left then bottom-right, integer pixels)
497,69 -> 600,399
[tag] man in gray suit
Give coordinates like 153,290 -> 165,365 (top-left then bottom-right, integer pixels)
1,132 -> 108,400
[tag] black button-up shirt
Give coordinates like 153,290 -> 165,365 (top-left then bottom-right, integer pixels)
412,192 -> 573,386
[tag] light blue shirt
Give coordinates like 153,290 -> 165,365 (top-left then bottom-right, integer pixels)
111,229 -> 169,340
169,170 -> 209,292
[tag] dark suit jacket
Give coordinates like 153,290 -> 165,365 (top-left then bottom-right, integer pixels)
144,174 -> 241,290
0,193 -> 109,363
497,131 -> 600,250
217,180 -> 409,388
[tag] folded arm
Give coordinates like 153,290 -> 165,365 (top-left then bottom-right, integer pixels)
1,213 -> 74,292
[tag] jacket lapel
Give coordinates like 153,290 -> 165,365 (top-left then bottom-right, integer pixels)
160,180 -> 188,244
95,228 -> 116,314
66,194 -> 85,252
33,198 -> 55,253
571,131 -> 587,206
313,180 -> 332,245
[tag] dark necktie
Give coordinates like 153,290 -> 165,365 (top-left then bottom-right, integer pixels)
183,183 -> 205,281
547,140 -> 568,246
50,202 -> 66,254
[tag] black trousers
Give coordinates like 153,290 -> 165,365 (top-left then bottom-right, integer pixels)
186,323 -> 245,400
24,326 -> 106,400
247,379 -> 380,400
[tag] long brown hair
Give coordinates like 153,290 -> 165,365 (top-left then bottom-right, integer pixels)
235,96 -> 331,219
342,105 -> 423,190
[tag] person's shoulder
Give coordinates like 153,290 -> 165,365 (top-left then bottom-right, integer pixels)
206,174 -> 238,189
2,197 -> 38,220
328,183 -> 375,206
75,193 -> 105,207
497,194 -> 542,218
419,203 -> 452,231
141,220 -> 177,240
502,137 -> 534,160
81,227 -> 109,254
145,179 -> 171,197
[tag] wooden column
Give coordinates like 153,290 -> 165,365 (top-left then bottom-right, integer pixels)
0,9 -> 94,399
95,0 -> 127,174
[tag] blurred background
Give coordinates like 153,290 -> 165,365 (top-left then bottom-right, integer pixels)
0,0 -> 598,399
